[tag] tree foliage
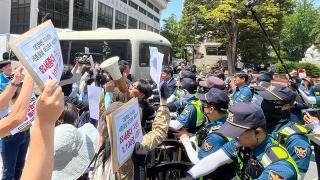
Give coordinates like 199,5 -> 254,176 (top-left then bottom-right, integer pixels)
181,0 -> 294,74
160,14 -> 183,58
281,0 -> 319,58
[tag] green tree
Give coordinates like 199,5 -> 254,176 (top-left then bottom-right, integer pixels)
160,14 -> 183,58
310,8 -> 320,43
281,0 -> 319,59
195,0 -> 294,75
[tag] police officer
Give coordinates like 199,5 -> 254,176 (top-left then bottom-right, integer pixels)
231,73 -> 252,104
184,102 -> 298,180
169,77 -> 203,134
173,88 -> 236,180
167,70 -> 196,110
253,82 -> 311,179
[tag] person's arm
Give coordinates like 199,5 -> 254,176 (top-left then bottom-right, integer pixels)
0,72 -> 33,137
21,80 -> 64,180
169,120 -> 184,130
0,66 -> 25,111
173,128 -> 199,163
187,149 -> 231,178
166,94 -> 176,104
141,97 -> 170,150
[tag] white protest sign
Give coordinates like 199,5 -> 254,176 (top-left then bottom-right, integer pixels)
149,47 -> 164,96
84,47 -> 90,54
8,20 -> 63,92
0,94 -> 37,135
107,98 -> 143,173
88,85 -> 104,120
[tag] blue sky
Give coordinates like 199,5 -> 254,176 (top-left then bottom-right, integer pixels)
160,0 -> 320,28
160,0 -> 183,28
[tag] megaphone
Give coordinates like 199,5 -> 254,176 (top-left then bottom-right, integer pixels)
100,56 -> 128,93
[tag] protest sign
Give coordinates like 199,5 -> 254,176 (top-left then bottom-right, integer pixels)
8,20 -> 63,92
149,47 -> 164,96
0,94 -> 37,135
88,85 -> 104,120
106,98 -> 143,173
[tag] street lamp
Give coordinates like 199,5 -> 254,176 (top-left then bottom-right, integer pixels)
192,16 -> 198,64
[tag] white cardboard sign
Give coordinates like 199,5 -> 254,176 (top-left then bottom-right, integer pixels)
8,20 -> 63,92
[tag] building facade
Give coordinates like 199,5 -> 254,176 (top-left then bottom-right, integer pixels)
0,0 -> 168,35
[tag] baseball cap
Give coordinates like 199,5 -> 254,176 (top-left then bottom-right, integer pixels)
181,78 -> 198,94
52,123 -> 99,180
219,102 -> 266,138
256,75 -> 271,83
199,76 -> 225,90
253,81 -> 296,104
197,88 -> 229,111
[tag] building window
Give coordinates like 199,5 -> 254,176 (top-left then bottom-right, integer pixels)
121,0 -> 128,4
98,2 -> 113,29
71,0 -> 93,30
115,10 -> 127,29
140,0 -> 146,4
129,1 -> 138,10
139,7 -> 146,15
147,12 -> 153,19
10,0 -> 31,34
139,21 -> 146,30
147,25 -> 153,32
154,7 -> 160,14
154,17 -> 159,23
147,2 -> 154,9
128,17 -> 138,29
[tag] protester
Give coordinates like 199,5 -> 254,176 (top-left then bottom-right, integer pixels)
0,72 -> 33,180
52,123 -> 99,180
92,95 -> 170,179
0,59 -> 13,91
21,80 -> 64,180
185,102 -> 298,179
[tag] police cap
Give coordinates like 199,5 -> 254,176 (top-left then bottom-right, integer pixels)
198,88 -> 229,112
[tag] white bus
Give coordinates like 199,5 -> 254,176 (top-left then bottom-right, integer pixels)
57,29 -> 172,79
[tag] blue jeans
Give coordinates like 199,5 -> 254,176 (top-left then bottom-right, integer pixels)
1,129 -> 30,180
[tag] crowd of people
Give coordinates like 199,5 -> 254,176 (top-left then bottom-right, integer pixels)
0,51 -> 320,180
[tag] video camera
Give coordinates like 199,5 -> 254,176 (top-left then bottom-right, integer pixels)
299,88 -> 320,118
74,52 -> 103,65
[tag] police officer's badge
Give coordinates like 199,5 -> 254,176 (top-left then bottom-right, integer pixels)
240,94 -> 246,99
268,170 -> 284,180
227,112 -> 234,122
203,140 -> 212,151
294,146 -> 307,159
183,109 -> 190,115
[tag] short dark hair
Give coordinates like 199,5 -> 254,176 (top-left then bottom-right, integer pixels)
2,52 -> 9,60
135,79 -> 153,99
56,102 -> 79,126
235,73 -> 248,83
162,66 -> 173,76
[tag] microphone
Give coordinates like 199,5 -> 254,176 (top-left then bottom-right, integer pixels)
246,0 -> 264,8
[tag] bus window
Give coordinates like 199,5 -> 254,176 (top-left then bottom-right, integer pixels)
139,43 -> 172,67
60,40 -> 132,65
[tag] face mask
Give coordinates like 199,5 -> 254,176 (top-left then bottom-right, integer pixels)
261,100 -> 289,123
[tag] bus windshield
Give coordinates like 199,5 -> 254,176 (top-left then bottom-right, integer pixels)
59,40 -> 132,64
139,43 -> 172,67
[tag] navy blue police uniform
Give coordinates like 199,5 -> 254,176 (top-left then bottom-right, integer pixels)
254,81 -> 311,174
